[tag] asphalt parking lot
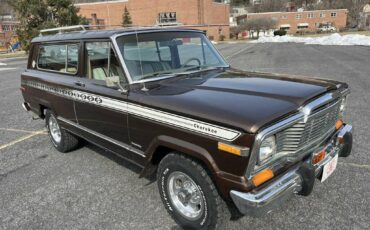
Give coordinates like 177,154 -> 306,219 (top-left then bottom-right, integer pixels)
1,43 -> 369,229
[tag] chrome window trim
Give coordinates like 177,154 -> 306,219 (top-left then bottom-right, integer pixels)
111,34 -> 134,84
245,90 -> 347,179
110,30 -> 229,85
37,43 -> 79,75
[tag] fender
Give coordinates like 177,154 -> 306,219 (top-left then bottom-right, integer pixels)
140,135 -> 220,178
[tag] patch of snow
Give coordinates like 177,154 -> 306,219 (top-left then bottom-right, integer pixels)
0,62 -> 7,66
252,33 -> 370,46
211,41 -> 218,45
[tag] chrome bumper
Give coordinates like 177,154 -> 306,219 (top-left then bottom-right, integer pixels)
230,124 -> 353,217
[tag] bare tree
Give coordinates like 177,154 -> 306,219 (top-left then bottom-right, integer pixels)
291,0 -> 317,9
316,0 -> 370,27
252,0 -> 287,13
240,18 -> 277,38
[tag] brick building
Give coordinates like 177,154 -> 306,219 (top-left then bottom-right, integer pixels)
76,0 -> 230,41
236,9 -> 348,34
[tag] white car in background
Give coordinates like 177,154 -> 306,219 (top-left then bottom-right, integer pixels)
317,26 -> 337,32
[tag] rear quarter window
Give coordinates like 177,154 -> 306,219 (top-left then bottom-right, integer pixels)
37,44 -> 79,74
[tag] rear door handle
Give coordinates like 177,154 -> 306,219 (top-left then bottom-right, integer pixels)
74,81 -> 85,87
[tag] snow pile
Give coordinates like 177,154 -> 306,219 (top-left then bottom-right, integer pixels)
252,33 -> 370,46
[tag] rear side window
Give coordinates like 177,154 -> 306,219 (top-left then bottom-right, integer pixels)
37,44 -> 79,74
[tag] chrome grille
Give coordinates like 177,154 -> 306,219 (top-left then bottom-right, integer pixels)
276,100 -> 341,154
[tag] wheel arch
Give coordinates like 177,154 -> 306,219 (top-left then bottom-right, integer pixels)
140,135 -> 220,180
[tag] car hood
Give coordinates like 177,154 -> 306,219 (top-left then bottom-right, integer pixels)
131,69 -> 344,134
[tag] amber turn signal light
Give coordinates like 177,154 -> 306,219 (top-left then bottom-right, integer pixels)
336,119 -> 343,130
312,149 -> 326,165
218,142 -> 241,156
252,168 -> 274,187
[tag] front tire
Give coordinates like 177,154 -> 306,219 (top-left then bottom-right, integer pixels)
45,110 -> 80,153
157,153 -> 229,230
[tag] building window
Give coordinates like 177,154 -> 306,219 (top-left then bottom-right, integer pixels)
296,14 -> 302,20
158,12 -> 177,24
320,12 -> 326,18
281,15 -> 288,19
331,12 -> 337,17
2,25 -> 10,32
307,13 -> 314,19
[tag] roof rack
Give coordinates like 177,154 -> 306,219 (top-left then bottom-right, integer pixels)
39,25 -> 86,36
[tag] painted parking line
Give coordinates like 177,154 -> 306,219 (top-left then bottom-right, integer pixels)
0,129 -> 47,151
0,68 -> 17,71
224,45 -> 254,61
0,128 -> 46,134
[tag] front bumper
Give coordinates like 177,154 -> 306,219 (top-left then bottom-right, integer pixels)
230,124 -> 353,216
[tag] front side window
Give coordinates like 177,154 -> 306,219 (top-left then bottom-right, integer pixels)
38,44 -> 78,74
84,41 -> 126,83
116,32 -> 228,82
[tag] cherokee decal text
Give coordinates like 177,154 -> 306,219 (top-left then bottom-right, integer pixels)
22,80 -> 241,141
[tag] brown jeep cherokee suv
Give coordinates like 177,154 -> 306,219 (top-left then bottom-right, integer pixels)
21,26 -> 353,229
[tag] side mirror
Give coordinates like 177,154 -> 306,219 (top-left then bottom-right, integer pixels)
105,76 -> 120,87
106,76 -> 128,94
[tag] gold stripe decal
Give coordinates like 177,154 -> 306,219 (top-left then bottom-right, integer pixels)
23,80 -> 241,141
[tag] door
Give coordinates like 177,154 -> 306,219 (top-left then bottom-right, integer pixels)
74,41 -> 130,145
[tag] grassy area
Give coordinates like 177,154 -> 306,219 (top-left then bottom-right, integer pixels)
0,51 -> 27,59
340,31 -> 370,36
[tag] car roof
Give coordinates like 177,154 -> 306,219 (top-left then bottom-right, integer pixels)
31,27 -> 203,43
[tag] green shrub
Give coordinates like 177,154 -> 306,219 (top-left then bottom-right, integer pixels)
274,30 -> 287,36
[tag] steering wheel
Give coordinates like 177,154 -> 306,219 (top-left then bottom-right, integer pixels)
181,57 -> 201,68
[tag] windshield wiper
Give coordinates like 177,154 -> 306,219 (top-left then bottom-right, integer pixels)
139,71 -> 176,80
183,66 -> 202,72
184,65 -> 227,72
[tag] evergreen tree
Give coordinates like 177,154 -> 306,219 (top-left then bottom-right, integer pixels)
122,6 -> 132,27
7,0 -> 88,51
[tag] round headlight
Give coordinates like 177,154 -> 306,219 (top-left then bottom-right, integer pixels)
259,136 -> 277,163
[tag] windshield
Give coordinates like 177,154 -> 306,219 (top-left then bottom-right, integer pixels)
115,31 -> 228,82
